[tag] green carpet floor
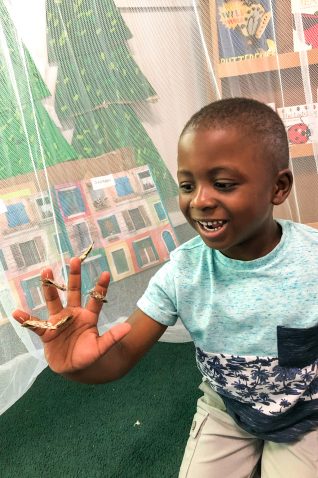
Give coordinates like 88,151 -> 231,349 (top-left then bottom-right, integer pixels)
1,342 -> 201,478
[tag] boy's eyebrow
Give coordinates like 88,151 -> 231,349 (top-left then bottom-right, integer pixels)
177,167 -> 241,176
177,169 -> 192,177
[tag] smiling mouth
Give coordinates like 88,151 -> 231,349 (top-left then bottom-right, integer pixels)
196,219 -> 227,232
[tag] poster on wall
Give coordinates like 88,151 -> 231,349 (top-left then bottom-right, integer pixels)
277,104 -> 318,145
292,0 -> 318,51
216,0 -> 277,63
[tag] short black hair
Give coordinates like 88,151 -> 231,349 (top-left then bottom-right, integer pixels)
180,97 -> 289,171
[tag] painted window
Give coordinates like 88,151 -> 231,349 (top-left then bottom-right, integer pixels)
162,230 -> 176,253
11,237 -> 45,268
138,169 -> 155,191
112,248 -> 129,274
98,215 -> 120,238
133,237 -> 159,267
154,201 -> 166,221
83,256 -> 106,284
35,194 -> 53,219
53,233 -> 70,254
89,188 -> 108,209
73,221 -> 92,250
22,276 -> 45,308
0,250 -> 8,271
6,203 -> 29,227
115,176 -> 133,197
58,187 -> 85,216
122,206 -> 150,231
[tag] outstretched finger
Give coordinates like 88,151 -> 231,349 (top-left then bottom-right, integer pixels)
86,271 -> 111,315
12,310 -> 46,337
97,322 -> 132,355
41,268 -> 64,315
67,257 -> 83,308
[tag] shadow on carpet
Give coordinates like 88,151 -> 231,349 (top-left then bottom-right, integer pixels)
0,341 -> 201,478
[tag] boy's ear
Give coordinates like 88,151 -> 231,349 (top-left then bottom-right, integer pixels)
272,168 -> 293,206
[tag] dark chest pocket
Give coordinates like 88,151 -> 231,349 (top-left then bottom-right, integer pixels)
277,322 -> 318,368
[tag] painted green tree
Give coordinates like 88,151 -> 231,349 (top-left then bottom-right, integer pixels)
0,0 -> 78,180
46,0 -> 178,199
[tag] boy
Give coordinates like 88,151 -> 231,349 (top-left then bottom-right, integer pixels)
13,98 -> 318,477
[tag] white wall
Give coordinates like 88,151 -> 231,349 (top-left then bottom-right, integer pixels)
116,1 -> 193,6
117,1 -> 209,180
6,0 -> 48,78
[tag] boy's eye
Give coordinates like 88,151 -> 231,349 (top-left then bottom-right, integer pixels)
214,181 -> 236,190
179,183 -> 194,193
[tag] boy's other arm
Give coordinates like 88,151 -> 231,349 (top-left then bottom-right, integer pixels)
12,257 -> 168,384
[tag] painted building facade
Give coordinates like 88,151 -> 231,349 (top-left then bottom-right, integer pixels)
0,148 -> 178,323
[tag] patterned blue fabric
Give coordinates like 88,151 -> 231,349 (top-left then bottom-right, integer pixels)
137,219 -> 318,441
196,349 -> 318,442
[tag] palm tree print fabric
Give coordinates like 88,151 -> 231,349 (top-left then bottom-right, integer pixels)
196,348 -> 318,442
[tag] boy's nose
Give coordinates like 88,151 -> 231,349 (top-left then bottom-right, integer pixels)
190,186 -> 217,209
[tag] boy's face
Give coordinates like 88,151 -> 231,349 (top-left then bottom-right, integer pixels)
177,127 -> 283,261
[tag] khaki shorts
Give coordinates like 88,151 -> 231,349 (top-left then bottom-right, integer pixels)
179,382 -> 318,478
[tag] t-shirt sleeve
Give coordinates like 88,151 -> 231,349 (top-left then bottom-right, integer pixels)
137,259 -> 178,327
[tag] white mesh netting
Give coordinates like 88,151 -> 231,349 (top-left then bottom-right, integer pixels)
1,0 -> 317,414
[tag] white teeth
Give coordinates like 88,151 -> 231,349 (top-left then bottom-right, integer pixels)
197,220 -> 226,231
199,220 -> 224,226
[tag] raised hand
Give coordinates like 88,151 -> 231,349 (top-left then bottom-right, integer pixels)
12,257 -> 131,375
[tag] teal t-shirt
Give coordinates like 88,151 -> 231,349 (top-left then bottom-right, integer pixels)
137,219 -> 318,442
